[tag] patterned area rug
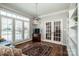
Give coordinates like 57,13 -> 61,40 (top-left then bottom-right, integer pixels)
22,43 -> 53,56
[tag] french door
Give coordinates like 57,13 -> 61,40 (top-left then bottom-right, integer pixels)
44,19 -> 63,44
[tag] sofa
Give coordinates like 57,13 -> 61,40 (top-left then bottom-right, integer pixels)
0,46 -> 24,56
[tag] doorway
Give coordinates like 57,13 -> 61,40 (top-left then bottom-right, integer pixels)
44,19 -> 63,45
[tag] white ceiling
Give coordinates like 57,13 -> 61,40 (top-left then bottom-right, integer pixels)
1,3 -> 70,18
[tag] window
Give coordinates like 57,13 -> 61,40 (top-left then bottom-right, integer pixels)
6,12 -> 12,17
24,22 -> 29,39
0,10 -> 6,16
0,8 -> 30,43
1,17 -> 13,42
0,9 -> 29,21
15,20 -> 23,41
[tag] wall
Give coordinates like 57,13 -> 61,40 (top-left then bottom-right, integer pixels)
37,10 -> 69,45
67,3 -> 78,56
78,3 -> 79,56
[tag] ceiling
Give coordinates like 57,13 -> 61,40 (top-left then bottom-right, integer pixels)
1,3 -> 70,18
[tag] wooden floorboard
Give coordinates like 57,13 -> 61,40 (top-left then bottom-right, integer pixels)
16,41 -> 68,56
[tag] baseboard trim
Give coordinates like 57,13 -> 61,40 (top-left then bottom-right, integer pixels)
41,39 -> 65,46
14,39 -> 32,45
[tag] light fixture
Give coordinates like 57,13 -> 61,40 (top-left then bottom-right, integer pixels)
33,3 -> 40,24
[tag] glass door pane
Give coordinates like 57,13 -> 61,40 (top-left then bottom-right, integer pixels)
54,21 -> 61,41
15,20 -> 23,41
1,17 -> 13,42
46,22 -> 51,40
24,22 -> 29,39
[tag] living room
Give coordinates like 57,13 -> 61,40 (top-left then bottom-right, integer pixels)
0,3 -> 78,56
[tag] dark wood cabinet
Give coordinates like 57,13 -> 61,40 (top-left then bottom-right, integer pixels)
32,33 -> 41,42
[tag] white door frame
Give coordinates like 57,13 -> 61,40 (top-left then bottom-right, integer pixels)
43,19 -> 63,45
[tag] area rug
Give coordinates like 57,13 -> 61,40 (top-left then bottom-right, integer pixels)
22,43 -> 53,56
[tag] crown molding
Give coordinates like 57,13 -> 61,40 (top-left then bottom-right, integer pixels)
39,9 -> 69,18
0,4 -> 33,19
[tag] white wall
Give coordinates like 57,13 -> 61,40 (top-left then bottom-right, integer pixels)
67,3 -> 78,56
78,3 -> 79,56
37,10 -> 69,45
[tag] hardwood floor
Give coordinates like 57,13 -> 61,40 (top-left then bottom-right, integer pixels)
16,41 -> 68,56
